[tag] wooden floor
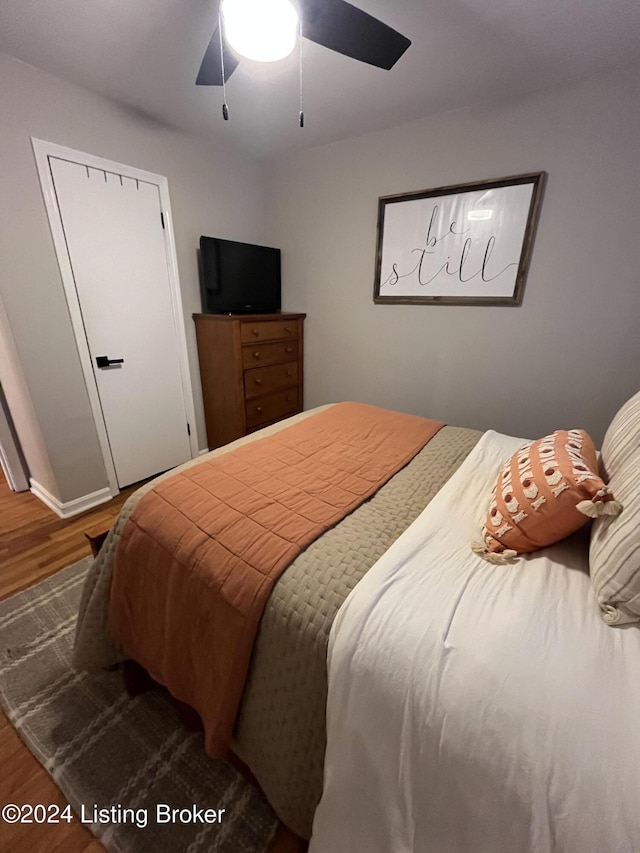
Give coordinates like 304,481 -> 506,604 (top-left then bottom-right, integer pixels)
0,470 -> 306,852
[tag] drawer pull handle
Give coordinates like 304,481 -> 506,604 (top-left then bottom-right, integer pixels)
256,406 -> 263,413
285,326 -> 292,333
254,378 -> 262,386
287,396 -> 293,402
286,371 -> 293,377
253,352 -> 260,359
285,347 -> 293,353
251,328 -> 259,336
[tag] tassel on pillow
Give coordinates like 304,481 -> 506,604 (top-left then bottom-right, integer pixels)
471,542 -> 519,564
576,487 -> 623,518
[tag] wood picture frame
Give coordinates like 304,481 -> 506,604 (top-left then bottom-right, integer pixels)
373,171 -> 546,306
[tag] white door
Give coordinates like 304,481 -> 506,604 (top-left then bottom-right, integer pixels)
49,157 -> 192,488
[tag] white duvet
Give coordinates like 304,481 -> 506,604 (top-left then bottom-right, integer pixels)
310,430 -> 640,853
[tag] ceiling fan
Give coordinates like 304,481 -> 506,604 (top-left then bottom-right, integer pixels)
196,0 -> 411,86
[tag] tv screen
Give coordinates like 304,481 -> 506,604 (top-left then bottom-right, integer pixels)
199,236 -> 281,314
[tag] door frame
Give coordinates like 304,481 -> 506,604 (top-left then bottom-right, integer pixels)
31,137 -> 199,496
0,395 -> 30,492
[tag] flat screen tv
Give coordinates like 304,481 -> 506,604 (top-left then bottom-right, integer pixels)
199,236 -> 281,314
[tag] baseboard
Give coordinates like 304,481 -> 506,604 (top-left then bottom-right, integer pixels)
30,479 -> 113,519
198,448 -> 210,456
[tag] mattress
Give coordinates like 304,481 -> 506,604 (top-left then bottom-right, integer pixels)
74,405 -> 481,838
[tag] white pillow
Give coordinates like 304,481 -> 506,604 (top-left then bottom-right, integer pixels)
590,390 -> 640,625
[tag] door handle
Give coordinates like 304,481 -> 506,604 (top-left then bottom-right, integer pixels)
96,355 -> 125,368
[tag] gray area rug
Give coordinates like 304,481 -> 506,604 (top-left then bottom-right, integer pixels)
0,559 -> 278,852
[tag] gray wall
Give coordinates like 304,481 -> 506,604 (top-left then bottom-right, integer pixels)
0,52 -> 264,502
268,68 -> 640,445
2,56 -> 638,508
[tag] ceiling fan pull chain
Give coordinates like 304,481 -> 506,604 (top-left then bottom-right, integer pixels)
219,9 -> 229,120
298,15 -> 304,128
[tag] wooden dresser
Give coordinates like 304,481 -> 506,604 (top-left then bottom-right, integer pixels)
193,312 -> 306,449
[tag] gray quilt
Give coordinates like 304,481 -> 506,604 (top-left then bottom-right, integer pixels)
73,406 -> 481,839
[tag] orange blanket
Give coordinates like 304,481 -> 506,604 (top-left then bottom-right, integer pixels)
109,403 -> 443,755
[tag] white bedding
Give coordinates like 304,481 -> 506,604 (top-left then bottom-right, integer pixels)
310,430 -> 640,853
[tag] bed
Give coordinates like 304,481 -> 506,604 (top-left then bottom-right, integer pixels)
73,394 -> 640,851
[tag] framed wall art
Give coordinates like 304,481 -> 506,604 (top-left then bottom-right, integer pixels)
373,172 -> 546,306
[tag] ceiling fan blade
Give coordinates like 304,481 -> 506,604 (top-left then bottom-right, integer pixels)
300,0 -> 410,70
196,27 -> 240,86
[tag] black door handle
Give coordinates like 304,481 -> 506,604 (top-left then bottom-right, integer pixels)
96,356 -> 125,368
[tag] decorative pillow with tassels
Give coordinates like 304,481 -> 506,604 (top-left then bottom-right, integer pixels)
472,429 -> 622,564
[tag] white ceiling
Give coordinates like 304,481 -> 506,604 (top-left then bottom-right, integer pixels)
1,0 -> 639,161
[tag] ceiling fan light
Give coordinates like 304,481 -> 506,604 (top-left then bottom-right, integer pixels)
221,0 -> 299,63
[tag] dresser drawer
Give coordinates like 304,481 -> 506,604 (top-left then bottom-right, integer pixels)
244,362 -> 299,400
240,320 -> 298,344
242,340 -> 298,369
245,388 -> 300,429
